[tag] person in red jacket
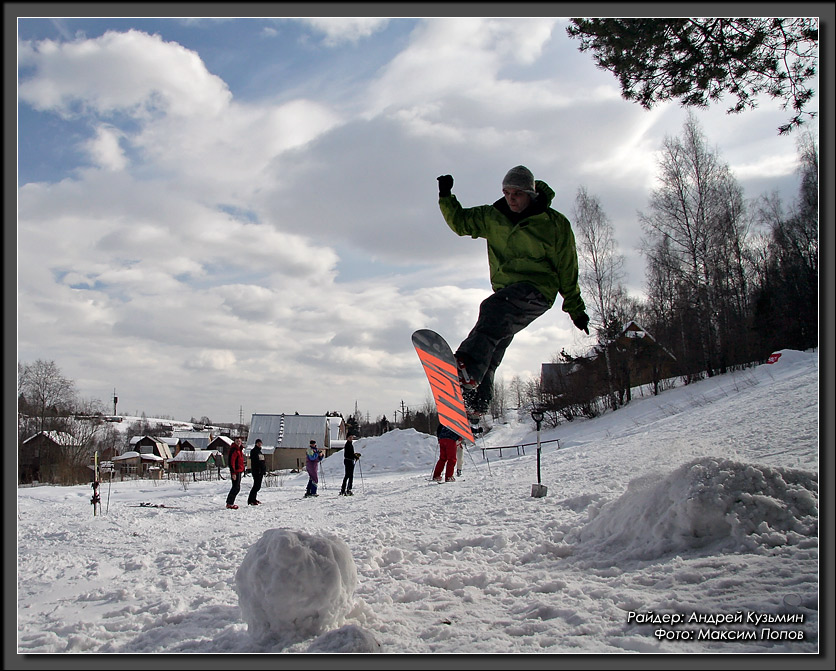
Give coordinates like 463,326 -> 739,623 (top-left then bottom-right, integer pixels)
226,437 -> 245,509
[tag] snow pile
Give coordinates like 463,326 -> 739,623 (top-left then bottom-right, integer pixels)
333,428 -> 439,474
762,349 -> 813,371
235,529 -> 358,648
573,457 -> 818,564
306,624 -> 381,653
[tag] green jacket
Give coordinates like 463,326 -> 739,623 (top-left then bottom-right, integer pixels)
439,179 -> 585,316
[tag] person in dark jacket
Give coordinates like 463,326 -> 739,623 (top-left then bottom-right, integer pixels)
432,424 -> 461,483
226,437 -> 245,509
247,439 -> 267,506
339,435 -> 361,496
437,166 -> 589,417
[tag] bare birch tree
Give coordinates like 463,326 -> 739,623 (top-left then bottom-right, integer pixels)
19,359 -> 77,433
573,186 -> 625,409
640,112 -> 750,377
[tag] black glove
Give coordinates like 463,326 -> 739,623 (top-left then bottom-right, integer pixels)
572,312 -> 590,335
437,174 -> 453,197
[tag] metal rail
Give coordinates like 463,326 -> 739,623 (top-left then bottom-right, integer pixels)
479,437 -> 560,458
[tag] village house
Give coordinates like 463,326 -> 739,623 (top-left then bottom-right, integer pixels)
167,449 -> 223,480
541,320 -> 678,409
112,451 -> 166,479
207,435 -> 233,464
19,431 -> 85,484
172,430 -> 213,452
247,413 -> 341,470
129,435 -> 174,460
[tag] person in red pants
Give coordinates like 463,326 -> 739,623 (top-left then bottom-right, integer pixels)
432,424 -> 461,482
226,437 -> 245,509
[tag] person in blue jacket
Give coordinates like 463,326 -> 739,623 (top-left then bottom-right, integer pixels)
304,440 -> 324,498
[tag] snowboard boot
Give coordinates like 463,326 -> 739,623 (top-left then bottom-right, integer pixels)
456,357 -> 479,391
464,383 -> 490,422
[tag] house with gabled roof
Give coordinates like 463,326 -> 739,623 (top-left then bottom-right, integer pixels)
541,320 -> 678,408
167,449 -> 223,479
172,430 -> 213,452
247,413 -> 336,470
129,435 -> 174,460
19,431 -> 81,483
112,451 -> 166,478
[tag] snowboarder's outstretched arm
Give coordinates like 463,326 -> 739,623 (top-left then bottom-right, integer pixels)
437,174 -> 492,239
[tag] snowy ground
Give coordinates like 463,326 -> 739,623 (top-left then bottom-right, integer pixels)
15,349 -> 822,660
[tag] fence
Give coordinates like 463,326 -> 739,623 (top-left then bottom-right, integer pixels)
479,437 -> 560,459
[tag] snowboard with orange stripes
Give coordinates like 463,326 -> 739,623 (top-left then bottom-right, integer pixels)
412,329 -> 475,443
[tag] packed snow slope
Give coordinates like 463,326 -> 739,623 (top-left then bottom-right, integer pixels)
16,350 -> 820,656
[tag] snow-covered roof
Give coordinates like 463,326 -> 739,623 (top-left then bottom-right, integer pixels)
328,417 -> 346,440
621,320 -> 655,341
130,435 -> 165,446
23,431 -> 77,446
169,450 -> 219,463
129,436 -> 173,459
113,451 -> 140,461
245,446 -> 275,456
172,430 -> 215,440
248,414 -> 331,449
178,436 -> 211,450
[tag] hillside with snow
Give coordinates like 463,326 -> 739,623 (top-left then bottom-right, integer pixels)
16,350 -> 820,656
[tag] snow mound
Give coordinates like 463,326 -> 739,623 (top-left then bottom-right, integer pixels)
573,457 -> 818,564
348,428 -> 439,473
235,529 -> 358,647
761,349 -> 813,369
307,624 -> 381,653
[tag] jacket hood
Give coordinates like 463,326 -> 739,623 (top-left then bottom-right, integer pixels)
534,180 -> 555,207
492,179 -> 555,219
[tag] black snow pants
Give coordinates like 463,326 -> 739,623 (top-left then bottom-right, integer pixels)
455,282 -> 551,409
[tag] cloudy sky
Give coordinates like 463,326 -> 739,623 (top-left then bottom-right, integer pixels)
15,13 -> 819,425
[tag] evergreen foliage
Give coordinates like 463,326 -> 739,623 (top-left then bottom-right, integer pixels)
567,18 -> 818,134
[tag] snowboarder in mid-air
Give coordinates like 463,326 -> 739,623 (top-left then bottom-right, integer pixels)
436,165 -> 590,418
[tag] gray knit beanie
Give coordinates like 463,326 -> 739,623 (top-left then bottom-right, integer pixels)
502,165 -> 537,197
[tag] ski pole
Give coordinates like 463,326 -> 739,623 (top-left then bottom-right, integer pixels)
476,431 -> 492,477
106,463 -> 113,514
464,442 -> 480,471
357,457 -> 365,494
430,442 -> 440,480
